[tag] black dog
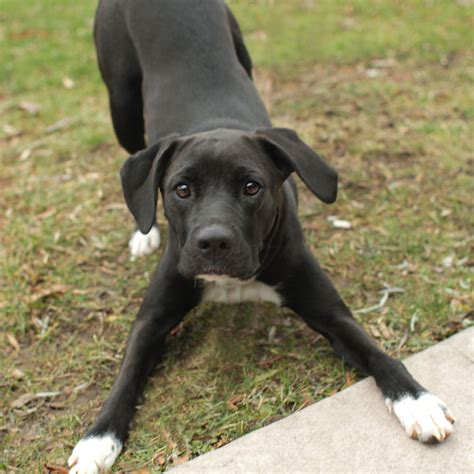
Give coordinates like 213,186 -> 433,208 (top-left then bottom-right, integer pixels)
68,1 -> 454,472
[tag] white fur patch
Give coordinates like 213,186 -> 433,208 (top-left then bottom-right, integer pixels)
129,226 -> 160,259
386,392 -> 455,443
68,433 -> 122,474
200,276 -> 282,305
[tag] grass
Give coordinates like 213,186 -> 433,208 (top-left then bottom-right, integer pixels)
1,0 -> 473,471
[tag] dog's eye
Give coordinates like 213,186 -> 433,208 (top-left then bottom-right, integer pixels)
244,181 -> 261,196
175,183 -> 191,199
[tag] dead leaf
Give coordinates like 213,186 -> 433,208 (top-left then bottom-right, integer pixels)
6,333 -> 20,352
45,117 -> 75,134
35,391 -> 62,398
173,455 -> 189,466
29,284 -> 70,303
267,325 -> 277,343
377,320 -> 393,339
442,255 -> 454,268
12,390 -> 62,409
36,208 -> 56,220
258,354 -> 284,368
341,17 -> 358,29
11,393 -> 35,408
248,30 -> 267,41
104,202 -> 127,211
227,394 -> 245,410
19,148 -> 32,161
3,124 -> 22,138
327,216 -> 352,229
370,58 -> 397,69
43,464 -> 68,474
297,394 -> 313,410
19,101 -> 41,115
62,77 -> 75,89
11,368 -> 25,379
170,323 -> 183,336
154,454 -> 166,466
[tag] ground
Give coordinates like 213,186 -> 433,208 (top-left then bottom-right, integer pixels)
0,1 -> 472,472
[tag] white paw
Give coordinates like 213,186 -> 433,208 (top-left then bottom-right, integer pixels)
386,392 -> 455,443
68,433 -> 122,474
129,226 -> 160,259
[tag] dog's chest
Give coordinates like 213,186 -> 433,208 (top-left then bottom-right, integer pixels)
201,278 -> 282,305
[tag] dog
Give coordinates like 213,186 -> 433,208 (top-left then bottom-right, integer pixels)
68,1 -> 455,472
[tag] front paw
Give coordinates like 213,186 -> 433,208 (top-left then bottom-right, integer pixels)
68,433 -> 122,474
386,392 -> 455,443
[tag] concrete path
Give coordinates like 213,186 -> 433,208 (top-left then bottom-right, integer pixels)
171,327 -> 473,473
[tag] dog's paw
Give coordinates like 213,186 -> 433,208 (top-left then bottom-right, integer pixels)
68,434 -> 122,474
386,392 -> 455,443
129,226 -> 160,259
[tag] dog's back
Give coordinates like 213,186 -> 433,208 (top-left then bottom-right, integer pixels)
96,0 -> 270,141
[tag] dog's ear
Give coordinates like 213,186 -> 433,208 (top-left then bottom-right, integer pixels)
120,134 -> 180,234
255,127 -> 338,203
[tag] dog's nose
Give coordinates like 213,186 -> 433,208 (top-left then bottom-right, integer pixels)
194,225 -> 233,258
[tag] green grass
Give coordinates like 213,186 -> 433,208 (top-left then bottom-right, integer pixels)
1,0 -> 473,471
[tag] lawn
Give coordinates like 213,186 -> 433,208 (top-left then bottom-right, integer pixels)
1,0 -> 473,471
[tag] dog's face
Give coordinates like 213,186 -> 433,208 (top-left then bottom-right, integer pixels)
120,128 -> 338,280
161,130 -> 283,279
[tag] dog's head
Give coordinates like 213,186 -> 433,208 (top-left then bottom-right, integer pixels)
120,128 -> 337,280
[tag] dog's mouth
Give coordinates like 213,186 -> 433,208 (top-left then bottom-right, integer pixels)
195,268 -> 257,282
177,240 -> 260,282
178,262 -> 258,282
193,266 -> 257,281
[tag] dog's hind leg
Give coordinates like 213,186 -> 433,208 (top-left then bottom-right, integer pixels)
94,0 -> 146,154
278,246 -> 455,444
95,1 -> 161,258
68,255 -> 201,473
226,5 -> 253,79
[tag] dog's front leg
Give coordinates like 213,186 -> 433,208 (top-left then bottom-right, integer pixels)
68,254 -> 201,474
279,246 -> 455,443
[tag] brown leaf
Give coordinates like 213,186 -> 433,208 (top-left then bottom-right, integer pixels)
45,117 -> 75,134
11,368 -> 25,379
173,455 -> 189,466
6,333 -> 20,352
153,454 -> 166,466
297,395 -> 313,411
170,323 -> 183,336
3,124 -> 22,138
19,101 -> 41,115
345,371 -> 353,387
29,284 -> 70,303
258,354 -> 284,368
377,320 -> 393,339
11,393 -> 35,408
62,77 -> 75,89
227,394 -> 245,410
43,464 -> 68,474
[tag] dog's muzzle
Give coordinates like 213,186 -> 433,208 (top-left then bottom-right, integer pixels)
193,224 -> 235,260
178,223 -> 256,280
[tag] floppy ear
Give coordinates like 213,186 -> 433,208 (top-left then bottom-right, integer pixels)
120,134 -> 180,234
255,127 -> 338,203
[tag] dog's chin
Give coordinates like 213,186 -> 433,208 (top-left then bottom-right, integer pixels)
178,264 -> 256,282
195,272 -> 251,283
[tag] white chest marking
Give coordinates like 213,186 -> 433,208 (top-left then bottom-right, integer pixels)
200,276 -> 282,305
